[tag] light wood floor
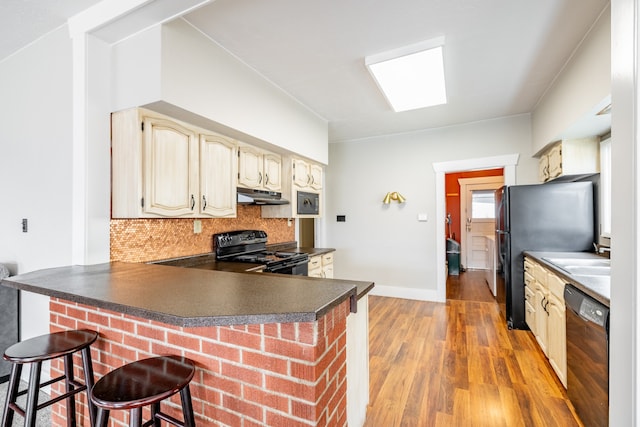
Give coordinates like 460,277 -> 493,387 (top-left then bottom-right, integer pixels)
363,270 -> 582,427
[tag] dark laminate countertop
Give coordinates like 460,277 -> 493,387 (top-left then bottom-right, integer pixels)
524,251 -> 610,306
1,261 -> 373,327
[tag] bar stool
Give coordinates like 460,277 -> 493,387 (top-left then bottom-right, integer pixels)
90,355 -> 196,427
1,329 -> 98,427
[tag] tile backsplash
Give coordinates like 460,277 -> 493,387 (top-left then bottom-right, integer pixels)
110,205 -> 295,263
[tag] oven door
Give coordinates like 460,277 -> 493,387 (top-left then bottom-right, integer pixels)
266,260 -> 309,276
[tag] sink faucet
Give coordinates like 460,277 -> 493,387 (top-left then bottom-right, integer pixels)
594,242 -> 611,256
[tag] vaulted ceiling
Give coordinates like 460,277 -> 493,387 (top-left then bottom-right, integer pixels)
1,0 -> 609,142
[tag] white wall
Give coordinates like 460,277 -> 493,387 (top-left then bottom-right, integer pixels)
111,19 -> 329,164
609,0 -> 637,423
324,115 -> 537,300
531,5 -> 611,153
0,26 -> 74,340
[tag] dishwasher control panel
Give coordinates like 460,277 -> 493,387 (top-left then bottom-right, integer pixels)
579,298 -> 607,327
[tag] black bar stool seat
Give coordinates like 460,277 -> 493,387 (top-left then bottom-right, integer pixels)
1,329 -> 98,427
90,355 -> 196,427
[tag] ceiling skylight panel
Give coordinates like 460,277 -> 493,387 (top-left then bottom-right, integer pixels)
366,37 -> 447,112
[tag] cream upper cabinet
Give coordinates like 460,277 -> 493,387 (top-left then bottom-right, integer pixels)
238,144 -> 282,191
263,153 -> 283,191
310,163 -> 323,190
538,137 -> 599,182
112,108 -> 237,218
200,134 -> 237,218
238,145 -> 263,189
261,156 -> 324,219
538,154 -> 550,183
293,158 -> 323,190
142,115 -> 199,217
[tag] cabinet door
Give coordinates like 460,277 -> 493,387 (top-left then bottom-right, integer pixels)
293,158 -> 311,188
310,163 -> 323,190
263,153 -> 282,191
538,154 -> 550,182
200,134 -> 237,217
547,144 -> 562,179
547,295 -> 567,388
533,282 -> 548,356
143,116 -> 198,217
238,145 -> 264,189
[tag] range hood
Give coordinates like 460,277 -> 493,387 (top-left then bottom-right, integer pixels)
237,187 -> 289,205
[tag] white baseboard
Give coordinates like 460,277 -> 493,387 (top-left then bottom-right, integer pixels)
368,285 -> 444,303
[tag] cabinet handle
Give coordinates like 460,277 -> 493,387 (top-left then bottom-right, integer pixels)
265,173 -> 269,185
307,174 -> 311,184
259,172 -> 263,184
202,195 -> 207,210
191,194 -> 195,210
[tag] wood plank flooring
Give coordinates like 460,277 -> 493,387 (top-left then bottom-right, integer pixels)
363,270 -> 582,427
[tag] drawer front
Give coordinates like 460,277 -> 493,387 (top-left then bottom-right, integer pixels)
525,300 -> 536,332
524,285 -> 534,302
524,271 -> 534,287
321,253 -> 333,265
309,256 -> 322,270
524,258 -> 534,274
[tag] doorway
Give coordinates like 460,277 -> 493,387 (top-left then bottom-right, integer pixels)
434,154 -> 519,302
299,218 -> 315,247
459,176 -> 504,270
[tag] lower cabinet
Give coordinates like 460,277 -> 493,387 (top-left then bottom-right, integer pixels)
546,273 -> 567,388
308,252 -> 334,278
524,257 -> 567,388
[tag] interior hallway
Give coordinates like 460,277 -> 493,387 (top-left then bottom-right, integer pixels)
363,270 -> 582,427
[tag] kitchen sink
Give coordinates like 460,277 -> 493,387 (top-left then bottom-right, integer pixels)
542,257 -> 611,267
561,265 -> 611,276
542,257 -> 611,277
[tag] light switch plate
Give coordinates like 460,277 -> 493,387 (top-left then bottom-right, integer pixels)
193,220 -> 202,234
418,213 -> 428,222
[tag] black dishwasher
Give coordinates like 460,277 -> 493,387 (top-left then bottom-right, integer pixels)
564,284 -> 609,427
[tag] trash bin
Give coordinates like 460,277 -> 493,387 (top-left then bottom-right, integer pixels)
446,238 -> 460,276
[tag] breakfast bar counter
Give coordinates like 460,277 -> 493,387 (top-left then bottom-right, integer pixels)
2,262 -> 374,427
1,261 -> 369,326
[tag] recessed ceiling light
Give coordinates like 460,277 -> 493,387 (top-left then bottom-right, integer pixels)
366,37 -> 447,112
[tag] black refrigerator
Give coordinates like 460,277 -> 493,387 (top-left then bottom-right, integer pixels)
495,182 -> 594,329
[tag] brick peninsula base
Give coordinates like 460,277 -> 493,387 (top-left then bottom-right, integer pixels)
49,297 -> 349,427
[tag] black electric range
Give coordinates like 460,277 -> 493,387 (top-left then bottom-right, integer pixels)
214,230 -> 309,275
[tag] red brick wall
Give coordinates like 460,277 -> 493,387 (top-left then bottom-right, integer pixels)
49,298 -> 349,427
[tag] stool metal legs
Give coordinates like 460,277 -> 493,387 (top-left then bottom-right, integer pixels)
1,363 -> 22,426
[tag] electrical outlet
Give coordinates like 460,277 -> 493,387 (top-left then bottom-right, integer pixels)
22,218 -> 28,232
193,220 -> 202,234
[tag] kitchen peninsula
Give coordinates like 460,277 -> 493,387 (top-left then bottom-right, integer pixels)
1,262 -> 374,427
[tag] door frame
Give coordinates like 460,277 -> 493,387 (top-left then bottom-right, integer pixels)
433,154 -> 519,302
459,176 -> 505,269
